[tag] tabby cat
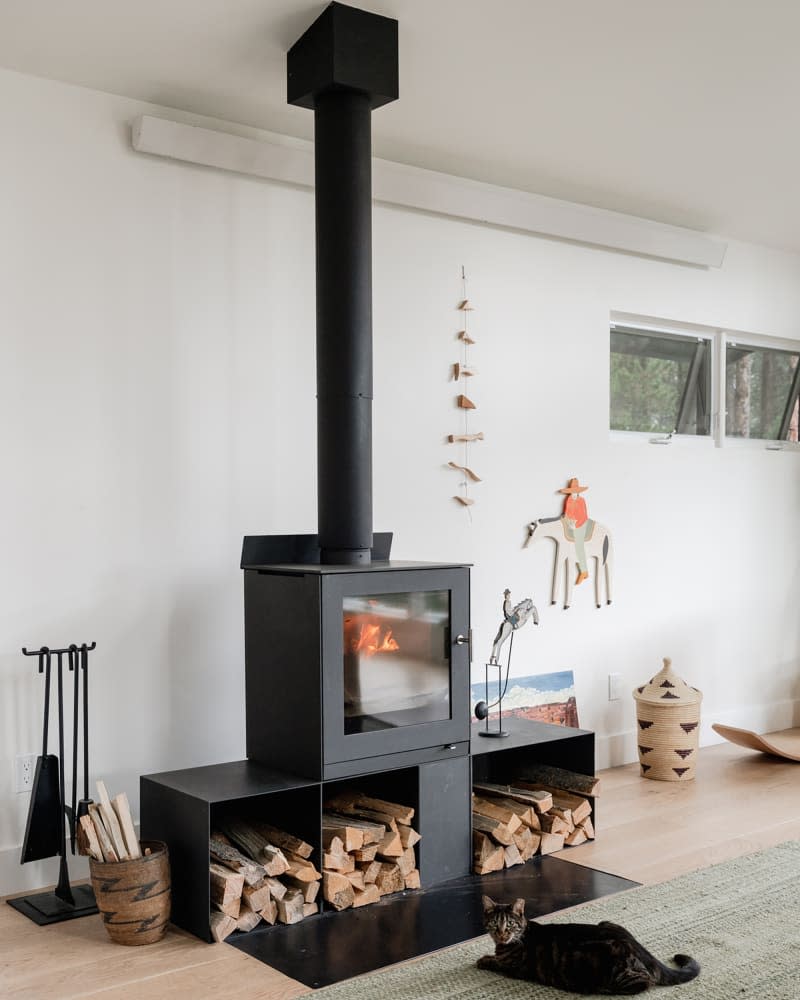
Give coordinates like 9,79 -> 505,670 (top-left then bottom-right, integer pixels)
478,896 -> 700,995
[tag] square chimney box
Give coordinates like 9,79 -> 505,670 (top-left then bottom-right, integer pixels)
287,2 -> 399,110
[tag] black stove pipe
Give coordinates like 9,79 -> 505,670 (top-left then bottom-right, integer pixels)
314,90 -> 373,565
287,3 -> 399,566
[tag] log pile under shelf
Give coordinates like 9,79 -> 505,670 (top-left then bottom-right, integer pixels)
322,790 -> 420,910
208,820 -> 321,941
472,768 -> 598,875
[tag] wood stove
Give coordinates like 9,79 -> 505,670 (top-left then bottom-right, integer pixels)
139,3 -> 596,950
242,543 -> 471,781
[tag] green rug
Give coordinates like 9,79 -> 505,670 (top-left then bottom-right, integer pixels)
315,841 -> 800,999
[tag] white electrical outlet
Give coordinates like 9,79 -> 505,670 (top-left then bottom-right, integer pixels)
608,673 -> 623,701
15,754 -> 36,793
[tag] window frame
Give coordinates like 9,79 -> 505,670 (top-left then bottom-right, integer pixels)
609,312 -> 800,452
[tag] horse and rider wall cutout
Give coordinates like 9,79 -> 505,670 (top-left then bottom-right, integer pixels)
525,477 -> 614,609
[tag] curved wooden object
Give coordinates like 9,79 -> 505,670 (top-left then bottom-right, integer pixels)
447,461 -> 481,482
711,724 -> 800,762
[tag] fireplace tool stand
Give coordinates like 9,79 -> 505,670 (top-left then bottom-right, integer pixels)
8,643 -> 99,925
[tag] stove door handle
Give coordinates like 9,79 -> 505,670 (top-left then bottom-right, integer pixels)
454,630 -> 472,661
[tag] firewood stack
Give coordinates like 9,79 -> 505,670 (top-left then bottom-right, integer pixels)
472,764 -> 599,875
208,819 -> 322,942
321,790 -> 420,910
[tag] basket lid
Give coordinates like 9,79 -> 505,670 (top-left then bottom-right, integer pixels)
633,657 -> 702,706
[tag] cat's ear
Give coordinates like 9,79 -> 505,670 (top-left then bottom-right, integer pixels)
512,898 -> 526,917
482,895 -> 495,911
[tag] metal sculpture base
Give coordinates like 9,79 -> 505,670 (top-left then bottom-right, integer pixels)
479,729 -> 510,738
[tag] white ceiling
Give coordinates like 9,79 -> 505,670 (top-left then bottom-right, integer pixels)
2,0 -> 799,253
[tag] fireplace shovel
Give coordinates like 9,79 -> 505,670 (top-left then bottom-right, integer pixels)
20,649 -> 62,863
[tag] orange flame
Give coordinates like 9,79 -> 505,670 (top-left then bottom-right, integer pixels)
352,622 -> 400,656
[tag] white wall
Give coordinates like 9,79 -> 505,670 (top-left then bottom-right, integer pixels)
2,68 -> 798,893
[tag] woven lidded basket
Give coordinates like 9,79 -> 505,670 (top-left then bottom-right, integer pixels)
633,657 -> 702,781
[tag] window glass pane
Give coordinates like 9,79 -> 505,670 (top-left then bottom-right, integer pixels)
725,343 -> 800,441
610,328 -> 710,435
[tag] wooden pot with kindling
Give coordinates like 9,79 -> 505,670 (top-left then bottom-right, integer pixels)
633,658 -> 702,781
89,841 -> 170,945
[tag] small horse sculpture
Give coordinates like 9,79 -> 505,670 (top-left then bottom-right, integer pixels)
525,516 -> 614,609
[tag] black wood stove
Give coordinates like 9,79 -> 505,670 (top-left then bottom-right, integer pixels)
140,2 -> 598,954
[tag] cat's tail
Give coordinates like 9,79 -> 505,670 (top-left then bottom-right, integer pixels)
655,953 -> 700,985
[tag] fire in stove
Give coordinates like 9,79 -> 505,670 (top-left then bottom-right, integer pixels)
342,591 -> 451,733
347,618 -> 401,656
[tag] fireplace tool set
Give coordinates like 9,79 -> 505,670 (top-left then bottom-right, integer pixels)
8,643 -> 99,925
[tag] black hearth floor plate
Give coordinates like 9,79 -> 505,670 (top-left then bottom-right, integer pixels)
228,857 -> 638,989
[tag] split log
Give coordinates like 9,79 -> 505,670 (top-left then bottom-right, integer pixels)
111,792 -> 141,860
352,885 -> 381,907
474,793 -> 539,831
323,871 -> 355,911
334,792 -> 414,826
285,854 -> 322,882
473,845 -> 505,875
548,806 -> 574,832
78,813 -> 103,862
578,815 -> 595,840
398,826 -> 421,849
236,904 -> 262,932
344,870 -> 365,891
323,812 -> 383,846
471,813 -> 515,847
322,832 -> 345,855
512,766 -> 600,798
283,875 -> 321,902
242,879 -> 272,913
89,803 -> 118,862
540,812 -> 571,836
210,911 -> 237,942
96,781 -> 129,861
210,836 -> 267,886
322,816 -> 364,853
404,870 -> 421,890
473,782 -> 553,815
302,902 -> 319,917
374,862 -> 404,896
249,822 -> 313,859
513,826 -> 539,861
472,796 -> 522,834
352,843 -> 379,863
359,860 -> 382,884
323,850 -> 355,872
538,831 -> 565,855
259,897 -> 278,925
264,877 -> 287,901
210,862 -> 244,917
376,829 -> 403,858
548,791 -> 592,826
277,888 -> 305,925
565,826 -> 588,847
329,802 -> 398,833
216,820 -> 290,876
503,843 -> 523,868
473,830 -> 497,866
396,846 -> 416,877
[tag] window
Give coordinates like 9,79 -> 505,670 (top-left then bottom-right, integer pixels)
610,317 -> 800,448
610,325 -> 711,436
725,341 -> 800,442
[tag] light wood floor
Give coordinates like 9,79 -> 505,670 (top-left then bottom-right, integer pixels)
3,732 -> 799,1000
